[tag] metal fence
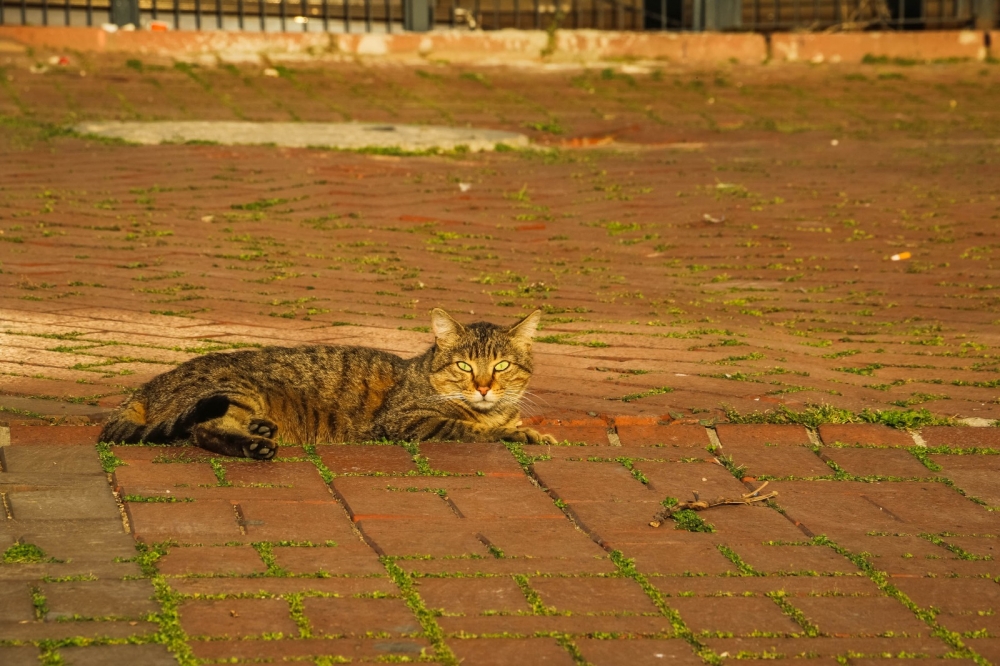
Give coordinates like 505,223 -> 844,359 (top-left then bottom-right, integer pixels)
0,0 -> 994,33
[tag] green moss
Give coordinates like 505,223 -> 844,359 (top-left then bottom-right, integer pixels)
4,542 -> 49,564
382,557 -> 457,665
610,550 -> 721,664
812,536 -> 989,665
716,545 -> 762,576
302,442 -> 335,484
513,575 -> 557,615
619,386 -> 674,402
723,403 -> 953,430
672,509 -> 715,533
96,441 -> 126,472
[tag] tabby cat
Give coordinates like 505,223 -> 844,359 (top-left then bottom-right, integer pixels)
100,309 -> 556,459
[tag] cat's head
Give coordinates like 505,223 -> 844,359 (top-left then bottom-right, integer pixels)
428,308 -> 540,414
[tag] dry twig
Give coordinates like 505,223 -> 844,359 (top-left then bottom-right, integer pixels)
649,482 -> 779,528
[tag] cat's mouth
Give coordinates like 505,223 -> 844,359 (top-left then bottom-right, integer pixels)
469,393 -> 497,411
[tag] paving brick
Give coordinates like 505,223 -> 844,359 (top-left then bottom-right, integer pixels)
446,477 -> 566,521
930,454 -> 1000,506
726,446 -> 832,479
271,543 -> 384,575
188,637 -> 431,662
224,460 -> 330,497
42,579 -> 158,620
236,499 -> 358,543
417,576 -> 532,615
700,505 -> 809,542
0,618 -> 159,641
577,638 -> 704,666
0,446 -> 104,475
420,442 -> 523,475
563,499 -> 666,542
938,535 -> 998,561
705,636 -> 952,659
0,646 -> 41,666
171,577 -> 397,597
113,461 -> 220,496
791,596 -> 930,636
179,598 -> 298,638
305,597 -> 421,636
157,545 -> 266,576
0,582 -> 36,622
817,424 -> 915,447
891,578 -> 1000,634
333,478 -> 460,520
9,520 -> 139,564
533,460 -> 654,503
967,638 -> 1000,665
357,519 -> 490,558
7,487 -> 120,521
531,577 -> 659,614
449,638 -> 575,665
618,540 -> 740,576
769,481 -> 995,540
616,424 -> 712,450
9,425 -> 102,446
920,427 -> 1000,450
634,460 -> 750,501
715,425 -> 812,448
655,576 -> 880,599
724,542 -> 861,575
668,596 -> 802,635
127,500 -> 241,542
821,448 -> 931,478
404,555 -> 617,576
539,423 -> 611,445
59,644 -> 177,666
438,613 -> 676,636
318,444 -> 417,474
476,524 -> 609,559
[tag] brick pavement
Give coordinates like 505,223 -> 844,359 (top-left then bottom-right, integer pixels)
0,53 -> 999,665
1,421 -> 999,664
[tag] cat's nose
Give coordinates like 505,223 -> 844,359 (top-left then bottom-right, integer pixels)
476,386 -> 490,396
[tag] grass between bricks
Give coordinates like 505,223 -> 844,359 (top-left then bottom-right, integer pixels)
811,535 -> 989,665
382,557 -> 458,665
132,542 -> 197,666
723,403 -> 955,429
610,550 -> 722,665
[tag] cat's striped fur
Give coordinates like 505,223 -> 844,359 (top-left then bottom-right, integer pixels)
100,309 -> 555,458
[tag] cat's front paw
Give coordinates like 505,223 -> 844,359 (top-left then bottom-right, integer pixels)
242,436 -> 278,460
501,427 -> 558,445
248,418 -> 278,439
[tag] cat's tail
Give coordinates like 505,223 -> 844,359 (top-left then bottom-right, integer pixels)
99,394 -> 231,444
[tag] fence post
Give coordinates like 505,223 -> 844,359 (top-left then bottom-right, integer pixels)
109,0 -> 139,24
972,0 -> 995,28
697,0 -> 741,28
404,0 -> 431,29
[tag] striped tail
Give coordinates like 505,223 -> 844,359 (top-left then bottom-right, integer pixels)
99,394 -> 231,444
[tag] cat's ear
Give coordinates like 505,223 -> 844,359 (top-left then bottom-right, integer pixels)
509,309 -> 541,346
431,308 -> 464,346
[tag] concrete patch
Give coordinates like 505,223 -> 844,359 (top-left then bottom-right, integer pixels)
73,121 -> 529,152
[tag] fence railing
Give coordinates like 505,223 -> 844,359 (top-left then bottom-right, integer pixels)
0,0 -> 994,33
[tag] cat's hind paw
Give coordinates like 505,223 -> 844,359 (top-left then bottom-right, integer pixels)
243,436 -> 278,460
248,418 -> 278,440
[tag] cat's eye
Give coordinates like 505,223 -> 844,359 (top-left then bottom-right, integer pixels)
494,361 -> 511,372
457,361 -> 473,372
